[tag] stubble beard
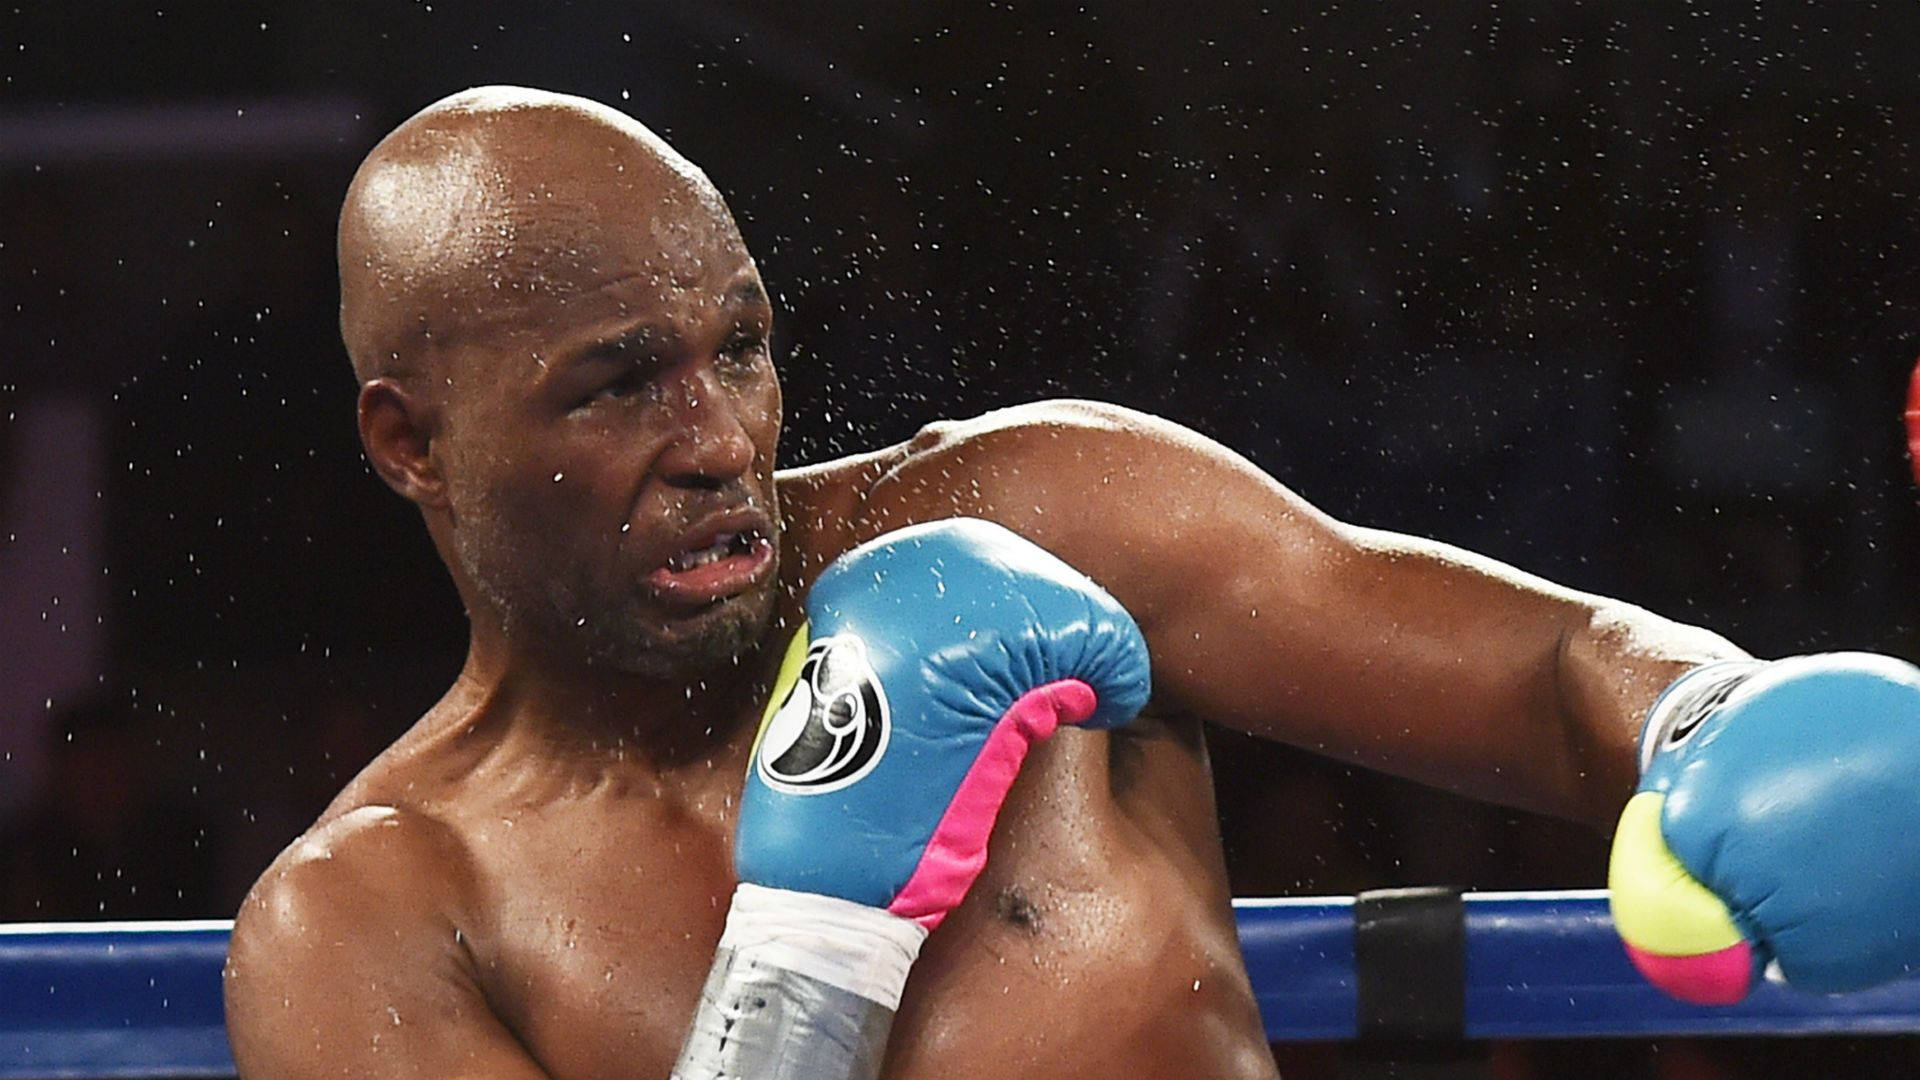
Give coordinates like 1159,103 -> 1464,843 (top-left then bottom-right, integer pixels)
452,510 -> 780,681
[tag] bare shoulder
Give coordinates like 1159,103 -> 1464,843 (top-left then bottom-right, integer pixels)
854,399 -> 1337,613
877,398 -> 1294,506
231,696 -> 491,941
230,801 -> 474,967
896,397 -> 1215,456
224,801 -> 484,1064
231,682 -> 508,950
787,399 -> 1223,492
773,403 -> 1215,573
238,801 -> 471,910
224,786 -> 555,1077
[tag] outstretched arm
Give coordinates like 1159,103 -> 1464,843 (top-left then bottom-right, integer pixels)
861,400 -> 1744,828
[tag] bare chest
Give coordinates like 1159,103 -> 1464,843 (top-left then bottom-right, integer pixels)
463,733 -> 1275,1080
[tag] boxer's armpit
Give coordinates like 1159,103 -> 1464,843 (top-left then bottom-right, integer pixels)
225,806 -> 549,1079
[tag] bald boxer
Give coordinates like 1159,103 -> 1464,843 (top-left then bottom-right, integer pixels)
222,87 -> 1906,1078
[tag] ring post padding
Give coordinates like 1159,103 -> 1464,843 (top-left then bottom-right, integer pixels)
1353,886 -> 1466,1041
1236,889 -> 1920,1041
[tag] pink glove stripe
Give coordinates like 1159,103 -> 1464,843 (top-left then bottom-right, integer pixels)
886,679 -> 1098,930
1622,940 -> 1754,1006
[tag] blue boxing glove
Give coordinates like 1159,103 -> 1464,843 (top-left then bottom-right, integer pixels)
674,518 -> 1149,1079
737,516 -> 1150,925
1608,653 -> 1920,1004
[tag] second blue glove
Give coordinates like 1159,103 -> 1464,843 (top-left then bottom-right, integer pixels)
1610,653 -> 1920,1002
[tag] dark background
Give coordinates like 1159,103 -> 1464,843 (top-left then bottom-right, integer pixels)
2,3 -> 1918,1072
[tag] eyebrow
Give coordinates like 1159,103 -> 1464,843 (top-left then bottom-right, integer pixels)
572,322 -> 663,367
549,279 -> 772,378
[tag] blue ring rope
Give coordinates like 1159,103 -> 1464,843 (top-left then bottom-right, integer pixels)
1,893 -> 1916,1078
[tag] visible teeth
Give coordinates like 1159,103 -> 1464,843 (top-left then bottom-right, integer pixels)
668,533 -> 738,572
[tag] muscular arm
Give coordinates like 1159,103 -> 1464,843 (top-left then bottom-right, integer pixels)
224,807 -> 551,1080
859,400 -> 1744,828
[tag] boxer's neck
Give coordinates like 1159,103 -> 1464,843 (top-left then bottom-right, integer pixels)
448,621 -> 786,775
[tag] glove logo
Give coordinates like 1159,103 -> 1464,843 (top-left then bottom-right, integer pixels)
755,633 -> 891,795
1665,675 -> 1744,752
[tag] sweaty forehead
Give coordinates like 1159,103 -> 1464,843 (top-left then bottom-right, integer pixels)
340,89 -> 749,372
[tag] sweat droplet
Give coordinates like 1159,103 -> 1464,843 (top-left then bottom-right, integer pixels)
552,472 -> 564,482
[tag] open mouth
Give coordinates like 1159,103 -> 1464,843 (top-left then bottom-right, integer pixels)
647,523 -> 776,602
665,529 -> 762,573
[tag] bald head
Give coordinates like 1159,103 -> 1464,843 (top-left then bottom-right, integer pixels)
338,86 -> 742,384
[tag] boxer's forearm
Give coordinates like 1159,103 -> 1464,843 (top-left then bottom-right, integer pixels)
1554,603 -> 1750,828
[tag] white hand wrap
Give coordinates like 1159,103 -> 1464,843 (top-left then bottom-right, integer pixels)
719,882 -> 929,1010
670,885 -> 932,1080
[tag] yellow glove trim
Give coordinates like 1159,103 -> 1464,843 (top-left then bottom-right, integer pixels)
748,621 -> 812,765
1607,791 -> 1745,956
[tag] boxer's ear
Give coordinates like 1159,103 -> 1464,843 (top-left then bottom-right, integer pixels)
358,378 -> 447,507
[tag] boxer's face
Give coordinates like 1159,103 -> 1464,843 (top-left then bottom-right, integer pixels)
430,153 -> 784,680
